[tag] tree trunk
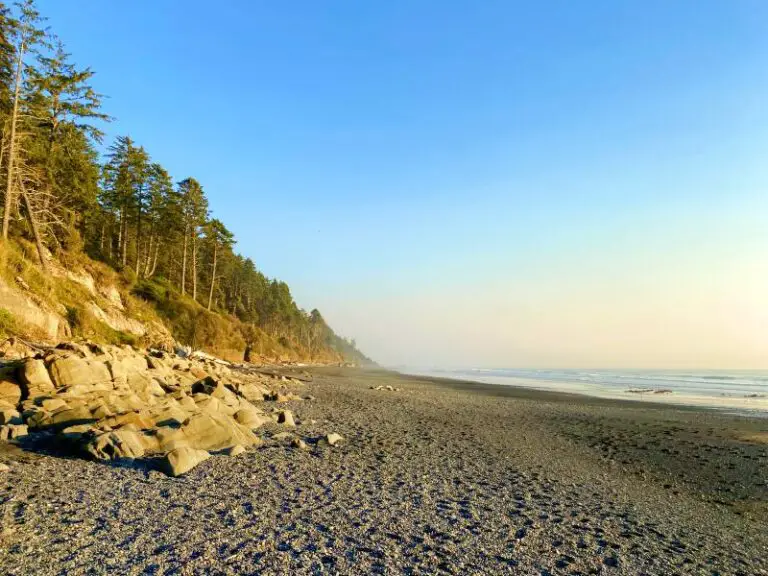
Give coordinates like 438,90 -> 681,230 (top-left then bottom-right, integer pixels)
144,233 -> 153,277
181,223 -> 188,295
120,209 -> 128,267
135,197 -> 142,276
18,181 -> 48,272
207,242 -> 217,311
149,242 -> 160,277
2,38 -> 25,240
117,209 -> 122,260
192,232 -> 198,302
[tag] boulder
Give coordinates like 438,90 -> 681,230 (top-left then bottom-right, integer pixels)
194,395 -> 229,415
90,402 -> 114,420
291,437 -> 309,451
0,399 -> 16,411
233,407 -> 271,429
0,408 -> 21,425
172,358 -> 190,371
161,447 -> 211,477
19,358 -> 55,399
176,394 -> 199,413
266,391 -> 294,402
103,411 -> 154,430
49,356 -> 111,389
325,433 -> 344,446
43,405 -> 94,429
126,372 -> 165,399
0,411 -> 18,428
0,423 -> 28,440
55,342 -> 91,358
40,398 -> 68,412
107,356 -> 149,382
23,408 -> 50,429
84,429 -> 156,460
223,444 -> 246,457
146,355 -> 168,371
277,410 -> 296,427
58,423 -> 97,443
0,369 -> 22,405
145,399 -> 189,427
191,377 -> 240,409
175,412 -> 259,452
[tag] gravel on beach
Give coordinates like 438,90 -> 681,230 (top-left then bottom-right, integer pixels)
0,368 -> 766,575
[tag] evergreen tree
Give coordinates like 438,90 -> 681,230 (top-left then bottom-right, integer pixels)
203,218 -> 234,311
1,0 -> 47,240
176,177 -> 207,299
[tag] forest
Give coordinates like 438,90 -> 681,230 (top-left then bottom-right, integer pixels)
0,0 -> 369,364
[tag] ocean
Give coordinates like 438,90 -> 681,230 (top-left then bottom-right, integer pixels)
400,367 -> 768,415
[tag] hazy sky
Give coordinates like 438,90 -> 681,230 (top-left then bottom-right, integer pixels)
40,1 -> 768,368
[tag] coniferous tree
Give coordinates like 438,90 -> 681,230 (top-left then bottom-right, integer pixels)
177,177 -> 207,300
1,0 -> 47,240
203,218 -> 234,311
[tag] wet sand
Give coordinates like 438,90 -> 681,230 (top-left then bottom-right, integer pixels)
0,367 -> 766,575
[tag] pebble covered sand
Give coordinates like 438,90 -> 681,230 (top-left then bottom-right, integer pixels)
0,368 -> 766,575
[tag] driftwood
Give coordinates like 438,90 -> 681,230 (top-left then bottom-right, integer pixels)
240,367 -> 313,382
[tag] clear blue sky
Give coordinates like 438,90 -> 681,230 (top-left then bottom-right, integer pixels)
39,1 -> 768,368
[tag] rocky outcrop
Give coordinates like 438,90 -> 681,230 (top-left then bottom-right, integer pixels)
0,339 -> 329,475
0,276 -> 69,340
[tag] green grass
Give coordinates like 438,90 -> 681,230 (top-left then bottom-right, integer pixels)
0,308 -> 18,339
65,306 -> 138,346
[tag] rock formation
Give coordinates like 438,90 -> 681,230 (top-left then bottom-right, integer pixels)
0,340 -> 319,476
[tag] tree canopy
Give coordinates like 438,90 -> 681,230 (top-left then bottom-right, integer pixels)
0,0 -> 369,364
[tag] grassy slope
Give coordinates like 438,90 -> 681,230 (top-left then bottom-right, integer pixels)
0,240 -> 357,364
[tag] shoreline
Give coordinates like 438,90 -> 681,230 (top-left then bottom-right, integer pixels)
397,368 -> 768,417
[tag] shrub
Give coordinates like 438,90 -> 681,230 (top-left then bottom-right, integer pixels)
0,308 -> 18,338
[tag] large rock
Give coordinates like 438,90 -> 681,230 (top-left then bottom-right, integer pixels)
37,405 -> 94,430
224,444 -> 246,457
49,356 -> 111,389
85,429 -> 157,460
164,412 -> 259,452
277,410 -> 296,427
107,355 -> 149,382
325,433 -> 344,446
0,407 -> 21,425
19,358 -> 55,399
161,447 -> 211,477
0,374 -> 22,405
234,407 -> 271,429
126,372 -> 165,399
234,382 -> 270,402
102,411 -> 154,430
192,377 -> 240,410
144,399 -> 189,427
0,423 -> 28,440
40,397 -> 68,412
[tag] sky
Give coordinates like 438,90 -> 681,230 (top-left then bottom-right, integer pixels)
38,0 -> 768,369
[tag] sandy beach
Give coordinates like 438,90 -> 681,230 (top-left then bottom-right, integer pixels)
1,367 -> 766,575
